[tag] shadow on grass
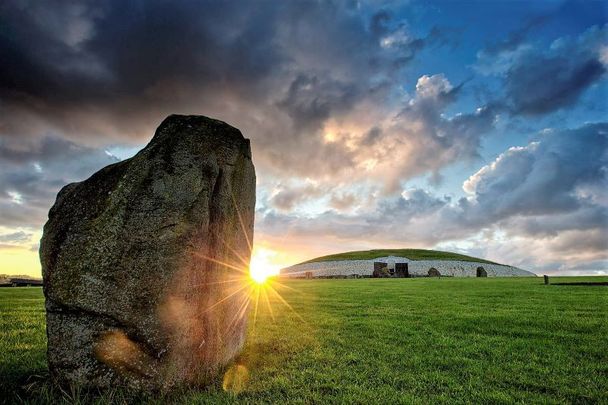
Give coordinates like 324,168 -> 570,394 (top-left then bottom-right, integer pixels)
551,282 -> 608,286
6,373 -> 223,405
4,355 -> 239,404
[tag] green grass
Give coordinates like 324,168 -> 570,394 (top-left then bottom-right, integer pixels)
0,288 -> 48,402
1,277 -> 607,403
298,248 -> 499,265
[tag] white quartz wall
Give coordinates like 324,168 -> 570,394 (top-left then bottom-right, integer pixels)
281,256 -> 535,277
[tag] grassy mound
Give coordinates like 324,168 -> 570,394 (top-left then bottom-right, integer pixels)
299,248 -> 499,265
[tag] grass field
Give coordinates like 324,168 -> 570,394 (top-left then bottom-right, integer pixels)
1,277 -> 607,403
299,248 -> 499,265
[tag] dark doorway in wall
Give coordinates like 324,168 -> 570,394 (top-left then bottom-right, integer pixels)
428,268 -> 441,277
305,271 -> 313,279
373,262 -> 389,278
476,267 -> 487,277
395,263 -> 409,278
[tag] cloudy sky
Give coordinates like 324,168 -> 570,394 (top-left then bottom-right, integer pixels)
1,0 -> 606,277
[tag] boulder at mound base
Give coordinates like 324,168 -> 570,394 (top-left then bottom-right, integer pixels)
40,115 -> 256,390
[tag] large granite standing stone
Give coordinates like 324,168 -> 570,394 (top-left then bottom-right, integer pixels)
40,115 -> 256,390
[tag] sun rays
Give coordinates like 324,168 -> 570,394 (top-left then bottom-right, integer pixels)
194,242 -> 304,333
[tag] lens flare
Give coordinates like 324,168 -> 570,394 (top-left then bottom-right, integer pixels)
222,364 -> 249,394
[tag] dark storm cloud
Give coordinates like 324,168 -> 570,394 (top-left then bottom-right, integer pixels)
0,136 -> 118,228
462,123 -> 608,224
0,1 -> 281,101
506,206 -> 608,238
0,0 -> 448,183
278,74 -> 359,133
0,0 -> 384,122
506,56 -> 605,116
0,0 -> 286,142
478,24 -> 607,115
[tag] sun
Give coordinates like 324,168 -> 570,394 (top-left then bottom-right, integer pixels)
249,247 -> 280,284
250,264 -> 269,284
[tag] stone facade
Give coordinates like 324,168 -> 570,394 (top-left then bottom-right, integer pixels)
281,256 -> 535,278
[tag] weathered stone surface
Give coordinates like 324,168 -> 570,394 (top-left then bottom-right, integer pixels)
40,115 -> 256,390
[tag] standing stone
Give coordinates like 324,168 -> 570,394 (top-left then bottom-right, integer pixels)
40,115 -> 256,390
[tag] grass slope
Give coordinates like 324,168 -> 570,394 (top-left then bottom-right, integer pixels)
299,248 -> 499,265
2,278 -> 607,403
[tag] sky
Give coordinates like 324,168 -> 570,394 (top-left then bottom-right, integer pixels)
0,0 -> 607,277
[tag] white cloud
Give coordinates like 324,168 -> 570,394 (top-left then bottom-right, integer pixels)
415,74 -> 453,99
8,191 -> 23,205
